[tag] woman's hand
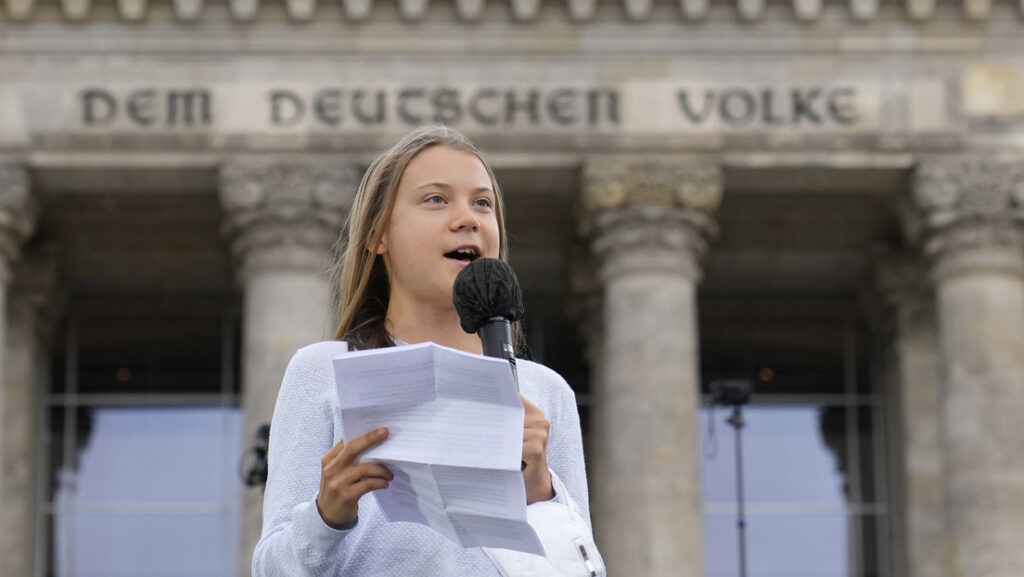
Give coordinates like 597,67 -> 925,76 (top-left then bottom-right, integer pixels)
521,395 -> 554,504
316,427 -> 394,529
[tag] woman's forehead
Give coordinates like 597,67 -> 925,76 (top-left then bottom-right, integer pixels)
398,146 -> 493,191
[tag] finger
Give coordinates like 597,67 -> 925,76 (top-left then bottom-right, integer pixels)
345,476 -> 391,501
337,427 -> 389,467
519,396 -> 549,426
324,437 -> 347,461
519,394 -> 540,412
342,462 -> 394,483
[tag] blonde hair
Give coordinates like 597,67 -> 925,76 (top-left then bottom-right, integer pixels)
333,126 -> 513,351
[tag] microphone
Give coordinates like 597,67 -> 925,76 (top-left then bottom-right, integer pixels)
452,258 -> 525,386
453,258 -> 527,471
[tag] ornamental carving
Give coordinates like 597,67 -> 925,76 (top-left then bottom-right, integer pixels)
0,165 -> 39,283
582,156 -> 723,212
219,159 -> 360,276
912,157 -> 1024,258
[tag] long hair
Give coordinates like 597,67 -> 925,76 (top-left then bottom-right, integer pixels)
332,126 -> 515,351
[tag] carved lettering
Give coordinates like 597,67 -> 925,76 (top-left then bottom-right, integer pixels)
791,88 -> 823,125
469,89 -> 500,125
270,90 -> 304,126
398,88 -> 428,125
314,89 -> 343,126
505,90 -> 540,124
587,89 -> 619,125
676,86 -> 859,128
719,89 -> 756,126
352,90 -> 386,125
432,88 -> 462,124
548,88 -> 578,125
761,89 -> 785,126
81,89 -> 117,126
677,90 -> 715,124
127,89 -> 157,126
828,88 -> 858,125
166,90 -> 211,126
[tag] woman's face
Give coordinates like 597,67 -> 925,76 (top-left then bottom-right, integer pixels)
378,145 -> 501,310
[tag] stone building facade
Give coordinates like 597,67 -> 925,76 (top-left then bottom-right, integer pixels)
1,2 -> 1023,576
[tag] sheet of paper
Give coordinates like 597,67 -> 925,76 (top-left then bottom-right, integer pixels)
332,342 -> 544,555
335,343 -> 523,470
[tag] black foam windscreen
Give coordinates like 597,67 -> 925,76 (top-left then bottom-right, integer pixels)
452,258 -> 525,334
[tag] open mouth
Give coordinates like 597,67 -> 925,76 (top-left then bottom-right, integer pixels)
443,247 -> 479,262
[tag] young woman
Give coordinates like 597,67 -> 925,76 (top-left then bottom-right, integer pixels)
253,126 -> 604,576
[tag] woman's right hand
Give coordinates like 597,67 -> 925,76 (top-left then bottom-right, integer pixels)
316,427 -> 394,529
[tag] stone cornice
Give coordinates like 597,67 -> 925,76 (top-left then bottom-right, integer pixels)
3,0 -> 1021,23
0,165 -> 39,284
912,156 -> 1024,263
219,159 -> 359,280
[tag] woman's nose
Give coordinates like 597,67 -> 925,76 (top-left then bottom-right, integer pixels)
450,202 -> 479,231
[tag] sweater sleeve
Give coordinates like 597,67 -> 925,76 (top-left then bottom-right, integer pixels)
528,366 -> 593,531
252,346 -> 351,577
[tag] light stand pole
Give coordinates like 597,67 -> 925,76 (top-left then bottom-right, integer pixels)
710,379 -> 753,577
727,404 -> 748,577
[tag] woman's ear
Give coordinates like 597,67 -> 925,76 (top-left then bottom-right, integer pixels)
370,230 -> 388,255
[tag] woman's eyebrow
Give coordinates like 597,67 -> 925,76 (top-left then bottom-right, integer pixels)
411,181 -> 452,192
412,182 -> 494,195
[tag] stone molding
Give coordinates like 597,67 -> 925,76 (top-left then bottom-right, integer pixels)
581,156 -> 720,281
219,159 -> 359,281
0,166 -> 39,285
912,157 -> 1024,278
2,0 -> 1018,22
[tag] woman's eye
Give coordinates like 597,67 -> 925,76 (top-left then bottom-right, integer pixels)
474,198 -> 493,209
425,195 -> 445,204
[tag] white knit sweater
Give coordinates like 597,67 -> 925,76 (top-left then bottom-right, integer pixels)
252,340 -> 597,577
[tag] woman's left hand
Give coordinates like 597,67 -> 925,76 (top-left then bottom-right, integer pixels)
521,394 -> 554,504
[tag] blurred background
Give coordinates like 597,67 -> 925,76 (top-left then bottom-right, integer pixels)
1,2 -> 1023,577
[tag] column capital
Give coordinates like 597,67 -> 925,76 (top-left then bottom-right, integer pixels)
0,164 -> 40,285
581,155 -> 723,213
912,156 -> 1024,278
218,159 -> 360,281
581,156 -> 722,282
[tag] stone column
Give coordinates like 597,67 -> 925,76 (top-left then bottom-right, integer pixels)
1,246 -> 57,577
0,164 -> 38,538
912,157 -> 1024,577
580,156 -> 721,577
875,255 -> 945,577
219,159 -> 358,574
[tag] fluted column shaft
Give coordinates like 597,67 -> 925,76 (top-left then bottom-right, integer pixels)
913,157 -> 1024,577
1,249 -> 56,577
0,164 -> 39,575
582,157 -> 720,577
219,159 -> 358,575
876,256 -> 945,577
